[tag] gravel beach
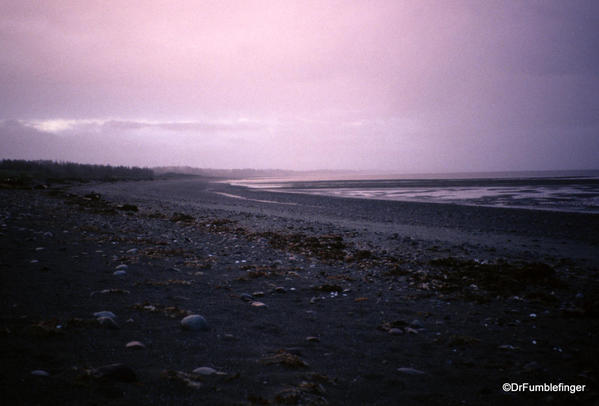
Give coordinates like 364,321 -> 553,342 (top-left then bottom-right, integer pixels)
1,178 -> 598,405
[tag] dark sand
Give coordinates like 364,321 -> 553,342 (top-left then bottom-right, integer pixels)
1,178 -> 598,405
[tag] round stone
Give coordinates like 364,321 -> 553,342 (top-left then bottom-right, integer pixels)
31,370 -> 49,377
113,270 -> 127,276
125,341 -> 146,349
192,367 -> 217,376
93,311 -> 116,319
181,314 -> 209,331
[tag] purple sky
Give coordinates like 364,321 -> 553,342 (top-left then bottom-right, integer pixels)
1,0 -> 598,171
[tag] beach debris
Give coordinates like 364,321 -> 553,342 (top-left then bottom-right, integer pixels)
92,363 -> 137,382
313,284 -> 343,293
181,314 -> 209,331
90,288 -> 130,297
31,370 -> 50,377
125,341 -> 146,350
170,212 -> 195,223
136,279 -> 192,286
162,370 -> 202,389
261,350 -> 309,368
397,367 -> 426,375
377,320 -> 408,333
117,204 -> 138,212
274,381 -> 328,405
131,302 -> 191,318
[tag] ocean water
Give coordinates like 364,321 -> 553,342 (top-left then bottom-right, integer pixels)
234,170 -> 599,213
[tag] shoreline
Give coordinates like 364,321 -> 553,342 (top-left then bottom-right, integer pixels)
1,178 -> 598,405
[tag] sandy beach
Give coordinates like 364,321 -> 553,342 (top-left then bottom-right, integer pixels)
1,178 -> 598,405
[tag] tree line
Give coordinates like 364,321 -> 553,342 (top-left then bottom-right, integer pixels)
0,159 -> 153,182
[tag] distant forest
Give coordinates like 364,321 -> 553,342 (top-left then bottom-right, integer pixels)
0,160 -> 153,183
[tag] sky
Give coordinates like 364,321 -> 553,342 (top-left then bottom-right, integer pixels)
1,0 -> 598,172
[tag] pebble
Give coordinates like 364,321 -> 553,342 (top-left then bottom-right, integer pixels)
192,367 -> 217,376
252,291 -> 265,297
306,336 -> 320,342
115,264 -> 128,270
126,248 -> 138,254
125,341 -> 146,349
97,316 -> 119,329
274,286 -> 286,293
397,367 -> 426,375
240,293 -> 254,302
31,370 -> 50,377
94,311 -> 116,319
181,314 -> 209,331
388,328 -> 404,335
113,270 -> 127,276
410,319 -> 424,328
250,301 -> 267,308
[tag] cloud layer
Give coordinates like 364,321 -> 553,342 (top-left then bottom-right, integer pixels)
1,1 -> 598,171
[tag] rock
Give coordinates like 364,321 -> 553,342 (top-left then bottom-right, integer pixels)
274,286 -> 286,293
126,248 -> 138,254
113,270 -> 127,276
181,315 -> 209,331
250,301 -> 267,308
404,327 -> 419,334
252,291 -> 265,297
125,341 -> 145,349
397,367 -> 426,375
115,264 -> 128,270
192,367 -> 217,376
306,336 -> 320,342
410,319 -> 424,328
35,247 -> 45,251
94,311 -> 116,319
93,363 -> 137,382
388,328 -> 404,335
97,317 -> 119,329
240,293 -> 254,302
31,370 -> 49,376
